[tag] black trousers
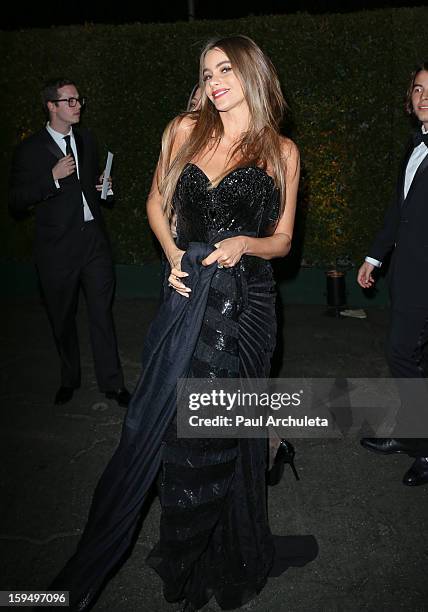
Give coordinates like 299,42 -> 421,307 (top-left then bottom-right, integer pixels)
37,221 -> 123,391
386,307 -> 428,456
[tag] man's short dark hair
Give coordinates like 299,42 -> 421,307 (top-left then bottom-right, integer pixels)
405,62 -> 428,116
41,78 -> 77,115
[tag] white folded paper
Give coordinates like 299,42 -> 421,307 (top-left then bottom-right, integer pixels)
101,151 -> 114,200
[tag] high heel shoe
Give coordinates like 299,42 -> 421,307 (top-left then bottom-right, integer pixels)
267,439 -> 300,486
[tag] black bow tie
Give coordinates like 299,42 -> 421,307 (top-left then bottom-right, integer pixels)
412,131 -> 428,147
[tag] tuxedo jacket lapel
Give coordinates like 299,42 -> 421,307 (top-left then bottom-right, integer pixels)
409,151 -> 428,190
40,127 -> 86,168
400,143 -> 428,207
41,129 -> 64,160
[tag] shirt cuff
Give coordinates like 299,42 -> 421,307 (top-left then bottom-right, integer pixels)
54,179 -> 60,189
365,256 -> 382,268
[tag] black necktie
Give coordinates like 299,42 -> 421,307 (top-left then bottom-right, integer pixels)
63,134 -> 84,221
412,131 -> 428,148
63,134 -> 74,159
63,134 -> 78,182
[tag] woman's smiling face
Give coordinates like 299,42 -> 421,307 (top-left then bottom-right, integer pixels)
202,47 -> 246,113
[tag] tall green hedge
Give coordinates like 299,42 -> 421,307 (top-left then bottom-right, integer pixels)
1,8 -> 427,266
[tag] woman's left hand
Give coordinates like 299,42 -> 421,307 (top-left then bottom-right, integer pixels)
201,236 -> 247,268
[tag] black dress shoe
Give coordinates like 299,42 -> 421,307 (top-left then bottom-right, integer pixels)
403,457 -> 428,486
105,387 -> 131,407
267,439 -> 300,486
54,386 -> 75,405
360,438 -> 411,455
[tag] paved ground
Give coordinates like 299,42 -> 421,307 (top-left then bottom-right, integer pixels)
1,297 -> 428,612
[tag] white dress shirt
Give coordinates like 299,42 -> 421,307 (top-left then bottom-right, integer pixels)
46,123 -> 94,222
366,125 -> 428,268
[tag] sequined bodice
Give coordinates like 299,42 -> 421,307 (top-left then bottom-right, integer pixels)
174,163 -> 280,249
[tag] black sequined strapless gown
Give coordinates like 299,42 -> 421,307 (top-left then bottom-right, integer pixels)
50,163 -> 317,611
147,164 -> 317,609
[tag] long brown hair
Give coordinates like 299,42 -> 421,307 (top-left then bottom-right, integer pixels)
158,35 -> 289,218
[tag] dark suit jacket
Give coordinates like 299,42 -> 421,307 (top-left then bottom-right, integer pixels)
369,139 -> 428,309
9,126 -> 110,266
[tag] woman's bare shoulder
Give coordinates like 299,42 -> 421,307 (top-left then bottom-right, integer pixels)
279,136 -> 299,161
162,115 -> 195,159
168,113 -> 196,136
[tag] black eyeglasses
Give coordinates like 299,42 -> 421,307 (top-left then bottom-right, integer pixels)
51,97 -> 86,107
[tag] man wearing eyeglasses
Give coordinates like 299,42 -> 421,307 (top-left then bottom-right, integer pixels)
10,78 -> 130,408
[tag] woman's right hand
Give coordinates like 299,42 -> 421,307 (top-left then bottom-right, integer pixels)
167,248 -> 191,297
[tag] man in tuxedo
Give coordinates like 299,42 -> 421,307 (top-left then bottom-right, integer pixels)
358,63 -> 428,486
10,78 -> 130,407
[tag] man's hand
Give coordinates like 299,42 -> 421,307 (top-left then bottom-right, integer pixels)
52,155 -> 76,181
357,261 -> 376,289
96,172 -> 112,192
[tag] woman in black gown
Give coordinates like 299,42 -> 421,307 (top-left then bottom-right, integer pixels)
51,35 -> 317,611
